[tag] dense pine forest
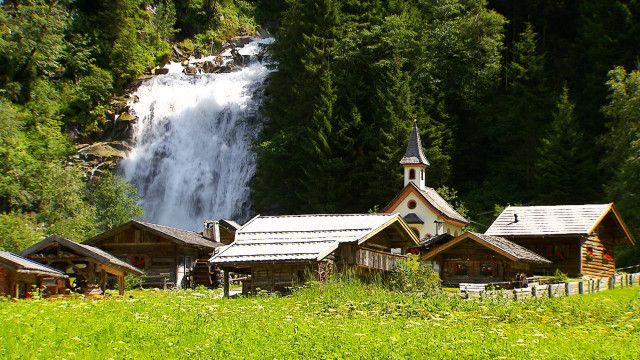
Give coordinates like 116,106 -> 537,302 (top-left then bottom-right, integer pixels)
1,0 -> 639,266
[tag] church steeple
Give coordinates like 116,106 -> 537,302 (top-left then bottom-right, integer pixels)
400,122 -> 429,190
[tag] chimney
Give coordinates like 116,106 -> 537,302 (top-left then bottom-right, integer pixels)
203,220 -> 221,242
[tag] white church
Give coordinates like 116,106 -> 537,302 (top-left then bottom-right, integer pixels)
384,122 -> 469,242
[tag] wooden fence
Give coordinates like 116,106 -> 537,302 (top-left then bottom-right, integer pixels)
460,272 -> 640,300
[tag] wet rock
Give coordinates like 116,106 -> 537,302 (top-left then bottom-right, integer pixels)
118,112 -> 137,122
77,142 -> 129,161
228,35 -> 253,48
183,66 -> 198,75
153,67 -> 169,75
181,60 -> 190,67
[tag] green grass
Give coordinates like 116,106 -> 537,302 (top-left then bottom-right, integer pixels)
1,282 -> 639,359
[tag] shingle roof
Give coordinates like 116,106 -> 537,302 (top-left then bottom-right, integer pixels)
420,233 -> 453,248
21,235 -> 144,276
384,182 -> 469,224
485,204 -> 613,237
469,232 -> 551,264
85,220 -> 222,250
399,122 -> 430,166
422,232 -> 551,264
210,213 -> 418,265
0,251 -> 67,277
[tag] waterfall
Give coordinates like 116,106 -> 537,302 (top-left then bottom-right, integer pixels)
121,37 -> 273,231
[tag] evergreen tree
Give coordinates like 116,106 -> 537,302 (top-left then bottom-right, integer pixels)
601,66 -> 640,267
534,86 -> 593,204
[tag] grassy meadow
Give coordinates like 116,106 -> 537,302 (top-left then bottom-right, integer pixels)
1,280 -> 639,359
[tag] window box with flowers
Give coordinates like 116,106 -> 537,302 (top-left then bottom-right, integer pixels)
585,247 -> 594,262
602,251 -> 614,264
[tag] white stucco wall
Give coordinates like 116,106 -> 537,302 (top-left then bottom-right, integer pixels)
390,191 -> 464,241
403,166 -> 426,189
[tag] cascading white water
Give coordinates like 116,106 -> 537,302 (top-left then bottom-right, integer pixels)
120,37 -> 273,230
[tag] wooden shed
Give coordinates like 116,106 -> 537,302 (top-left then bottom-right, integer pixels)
422,232 -> 551,285
485,204 -> 636,277
0,251 -> 67,298
210,213 -> 420,295
84,220 -> 224,288
21,235 -> 143,295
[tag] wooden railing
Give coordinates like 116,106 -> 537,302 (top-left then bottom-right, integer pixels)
355,248 -> 406,271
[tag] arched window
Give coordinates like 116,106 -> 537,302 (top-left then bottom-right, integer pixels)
409,169 -> 416,179
407,200 -> 417,209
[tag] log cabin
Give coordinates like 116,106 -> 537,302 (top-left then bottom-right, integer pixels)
0,250 -> 67,298
422,232 -> 551,285
20,236 -> 142,295
84,220 -> 225,288
210,213 -> 420,295
485,204 -> 635,277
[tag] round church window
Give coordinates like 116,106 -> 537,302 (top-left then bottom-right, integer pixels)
408,200 -> 417,209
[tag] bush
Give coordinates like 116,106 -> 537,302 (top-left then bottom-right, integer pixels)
386,254 -> 442,297
124,274 -> 143,290
551,269 -> 569,283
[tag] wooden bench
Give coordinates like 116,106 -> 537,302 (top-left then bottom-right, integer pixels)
142,273 -> 175,289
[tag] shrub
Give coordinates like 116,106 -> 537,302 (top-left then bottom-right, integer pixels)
551,269 -> 569,283
124,274 -> 143,290
386,254 -> 442,297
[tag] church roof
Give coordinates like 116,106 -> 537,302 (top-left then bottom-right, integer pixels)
399,122 -> 430,166
385,182 -> 469,225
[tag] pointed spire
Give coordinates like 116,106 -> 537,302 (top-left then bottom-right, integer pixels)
400,121 -> 430,166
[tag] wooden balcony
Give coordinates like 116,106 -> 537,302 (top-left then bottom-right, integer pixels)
355,248 -> 406,271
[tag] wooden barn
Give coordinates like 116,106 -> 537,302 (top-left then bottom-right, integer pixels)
485,204 -> 635,277
84,220 -> 225,288
422,232 -> 551,284
210,213 -> 420,295
21,235 -> 143,295
0,250 -> 67,298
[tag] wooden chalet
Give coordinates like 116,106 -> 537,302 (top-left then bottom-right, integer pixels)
485,204 -> 636,277
84,220 -> 225,288
210,213 -> 420,295
0,251 -> 67,298
422,232 -> 551,284
20,236 -> 142,295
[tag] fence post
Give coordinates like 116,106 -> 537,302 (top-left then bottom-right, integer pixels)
532,286 -> 537,298
548,284 -> 553,298
609,276 -> 614,290
565,282 -> 570,296
579,281 -> 584,295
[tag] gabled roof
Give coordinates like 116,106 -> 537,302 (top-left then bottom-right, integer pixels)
422,232 -> 551,264
219,219 -> 241,231
420,233 -> 454,248
0,251 -> 67,277
485,204 -> 635,244
384,182 -> 469,225
84,220 -> 221,250
21,235 -> 143,276
399,122 -> 430,166
210,213 -> 419,265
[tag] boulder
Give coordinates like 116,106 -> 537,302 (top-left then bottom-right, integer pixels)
181,60 -> 190,67
118,112 -> 137,122
228,35 -> 253,48
183,66 -> 198,75
77,142 -> 128,161
153,67 -> 169,75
